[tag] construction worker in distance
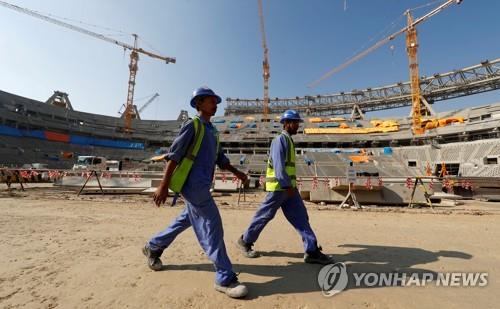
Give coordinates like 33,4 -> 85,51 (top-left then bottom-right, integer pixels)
237,109 -> 335,265
143,87 -> 249,299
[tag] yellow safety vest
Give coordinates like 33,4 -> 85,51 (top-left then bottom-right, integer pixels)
265,133 -> 296,191
169,117 -> 220,193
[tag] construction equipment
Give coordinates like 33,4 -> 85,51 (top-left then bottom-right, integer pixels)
119,92 -> 159,120
257,0 -> 270,119
225,57 -> 500,116
138,93 -> 160,115
308,0 -> 462,134
0,1 -> 175,132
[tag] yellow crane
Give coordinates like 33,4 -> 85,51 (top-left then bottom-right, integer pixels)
258,0 -> 270,119
308,0 -> 462,134
0,1 -> 175,133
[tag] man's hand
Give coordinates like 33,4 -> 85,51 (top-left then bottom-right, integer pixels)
222,163 -> 249,186
153,160 -> 177,207
153,182 -> 169,207
233,170 -> 249,185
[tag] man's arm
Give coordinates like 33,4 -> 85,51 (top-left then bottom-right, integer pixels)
222,162 -> 248,184
271,135 -> 292,189
216,145 -> 248,184
165,121 -> 195,164
152,121 -> 194,207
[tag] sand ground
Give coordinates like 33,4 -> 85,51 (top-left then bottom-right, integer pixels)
1,185 -> 499,308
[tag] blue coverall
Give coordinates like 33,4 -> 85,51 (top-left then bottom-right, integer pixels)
148,117 -> 236,286
242,131 -> 318,253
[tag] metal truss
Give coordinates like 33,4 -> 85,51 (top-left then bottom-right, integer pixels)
225,58 -> 500,116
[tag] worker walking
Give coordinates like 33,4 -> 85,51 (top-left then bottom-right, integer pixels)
237,110 -> 335,265
143,87 -> 249,298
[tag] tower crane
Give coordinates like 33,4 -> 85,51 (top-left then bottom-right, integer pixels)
119,92 -> 159,120
308,0 -> 462,134
0,1 -> 175,132
138,92 -> 160,115
258,0 -> 270,119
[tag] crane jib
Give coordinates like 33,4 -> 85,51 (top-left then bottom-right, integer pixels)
0,0 -> 176,132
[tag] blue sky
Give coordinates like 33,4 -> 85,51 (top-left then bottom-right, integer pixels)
1,0 -> 499,120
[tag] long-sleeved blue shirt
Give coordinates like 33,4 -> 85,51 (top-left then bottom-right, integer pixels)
167,117 -> 229,204
269,130 -> 294,189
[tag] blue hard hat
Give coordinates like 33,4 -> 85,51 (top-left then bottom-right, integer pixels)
280,109 -> 303,124
190,87 -> 222,108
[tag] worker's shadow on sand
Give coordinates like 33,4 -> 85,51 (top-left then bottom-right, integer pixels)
163,243 -> 472,299
336,244 -> 472,290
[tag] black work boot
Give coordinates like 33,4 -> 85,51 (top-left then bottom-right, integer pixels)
142,243 -> 163,271
236,235 -> 259,258
304,246 -> 335,265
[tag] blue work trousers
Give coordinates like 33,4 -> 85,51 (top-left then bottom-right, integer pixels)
242,190 -> 318,252
148,197 -> 236,286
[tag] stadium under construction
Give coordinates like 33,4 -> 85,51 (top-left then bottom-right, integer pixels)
4,1 -> 500,307
1,57 -> 500,205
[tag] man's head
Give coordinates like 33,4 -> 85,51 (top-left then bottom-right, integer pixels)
283,120 -> 300,135
194,95 -> 218,116
280,110 -> 303,135
190,87 -> 221,117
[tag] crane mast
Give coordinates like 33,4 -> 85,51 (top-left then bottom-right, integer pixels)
125,34 -> 140,131
258,0 -> 270,119
308,0 -> 462,135
406,11 -> 424,134
0,0 -> 175,133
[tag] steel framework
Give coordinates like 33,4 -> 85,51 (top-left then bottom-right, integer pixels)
225,58 -> 500,116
